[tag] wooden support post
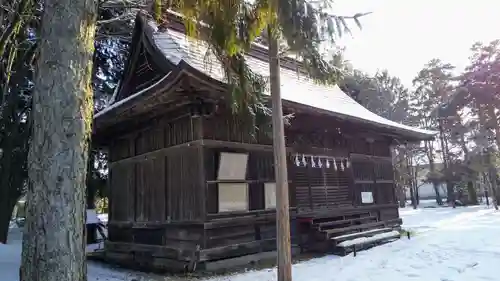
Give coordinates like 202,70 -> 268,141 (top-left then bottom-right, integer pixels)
269,23 -> 292,281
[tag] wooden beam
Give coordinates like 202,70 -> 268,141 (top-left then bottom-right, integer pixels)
198,238 -> 277,262
350,153 -> 392,161
295,203 -> 399,218
108,140 -> 204,166
105,241 -> 195,261
110,138 -> 357,168
107,220 -> 205,228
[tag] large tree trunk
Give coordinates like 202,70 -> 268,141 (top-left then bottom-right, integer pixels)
467,181 -> 478,205
487,104 -> 500,149
482,172 -> 490,206
396,184 -> 406,208
425,140 -> 442,205
438,119 -> 455,207
409,184 -> 417,209
493,174 -> 500,209
415,184 -> 420,205
20,0 -> 96,279
479,104 -> 498,210
432,182 -> 443,205
446,181 -> 455,207
488,167 -> 499,210
488,104 -> 500,206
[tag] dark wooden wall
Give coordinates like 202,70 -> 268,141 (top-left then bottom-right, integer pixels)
201,108 -> 396,214
105,105 -> 210,268
108,106 -> 205,225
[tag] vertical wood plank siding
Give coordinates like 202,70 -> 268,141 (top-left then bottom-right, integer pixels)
107,107 -> 206,252
167,146 -> 205,221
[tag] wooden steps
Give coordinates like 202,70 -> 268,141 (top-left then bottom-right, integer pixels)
323,221 -> 387,239
317,215 -> 378,231
331,227 -> 393,243
296,209 -> 403,254
332,228 -> 402,256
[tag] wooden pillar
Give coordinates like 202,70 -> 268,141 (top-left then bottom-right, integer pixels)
268,23 -> 292,281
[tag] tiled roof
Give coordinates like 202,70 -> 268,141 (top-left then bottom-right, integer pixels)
150,23 -> 436,139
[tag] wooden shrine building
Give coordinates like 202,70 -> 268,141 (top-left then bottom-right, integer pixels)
92,12 -> 436,272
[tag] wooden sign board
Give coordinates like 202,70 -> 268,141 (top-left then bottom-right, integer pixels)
361,192 -> 374,204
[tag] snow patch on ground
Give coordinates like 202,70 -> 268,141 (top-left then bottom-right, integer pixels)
2,205 -> 499,281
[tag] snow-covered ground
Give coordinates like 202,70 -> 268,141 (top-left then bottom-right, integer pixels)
2,205 -> 499,281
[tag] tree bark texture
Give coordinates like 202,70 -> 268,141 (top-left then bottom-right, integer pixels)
409,184 -> 417,209
423,140 -> 442,205
431,183 -> 442,205
487,166 -> 499,210
438,119 -> 455,208
467,181 -> 478,205
478,104 -> 499,210
396,184 -> 406,208
495,176 -> 500,208
20,0 -> 96,279
268,24 -> 292,281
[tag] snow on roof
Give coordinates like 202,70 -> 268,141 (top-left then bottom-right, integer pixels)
150,25 -> 436,139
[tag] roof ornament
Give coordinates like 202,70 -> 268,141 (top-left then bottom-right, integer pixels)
311,156 -> 316,168
301,154 -> 307,166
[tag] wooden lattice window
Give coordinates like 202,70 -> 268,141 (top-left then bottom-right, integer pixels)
291,156 -> 353,210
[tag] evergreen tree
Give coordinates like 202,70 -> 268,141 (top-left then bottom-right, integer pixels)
411,59 -> 456,205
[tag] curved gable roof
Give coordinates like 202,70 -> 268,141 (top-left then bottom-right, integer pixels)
149,24 -> 436,140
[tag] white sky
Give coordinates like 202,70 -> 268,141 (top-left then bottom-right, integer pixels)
334,0 -> 500,87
